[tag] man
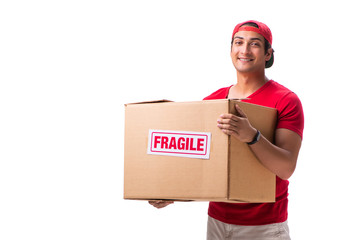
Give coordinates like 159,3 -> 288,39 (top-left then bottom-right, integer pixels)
150,20 -> 304,240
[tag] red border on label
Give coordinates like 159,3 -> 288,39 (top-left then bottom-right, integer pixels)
150,131 -> 209,156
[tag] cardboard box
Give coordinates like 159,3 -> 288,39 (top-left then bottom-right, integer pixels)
124,99 -> 277,203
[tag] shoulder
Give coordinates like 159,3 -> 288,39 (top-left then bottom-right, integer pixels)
203,86 -> 232,100
264,81 -> 302,108
268,81 -> 304,138
272,82 -> 302,110
267,80 -> 294,97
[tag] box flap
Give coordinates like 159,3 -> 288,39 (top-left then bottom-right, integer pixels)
124,99 -> 173,106
228,100 -> 277,203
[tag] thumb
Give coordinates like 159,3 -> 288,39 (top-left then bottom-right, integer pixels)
235,104 -> 247,118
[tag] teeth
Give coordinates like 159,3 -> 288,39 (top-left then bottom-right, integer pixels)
239,58 -> 251,62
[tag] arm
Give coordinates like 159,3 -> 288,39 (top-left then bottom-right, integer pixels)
217,104 -> 302,180
250,128 -> 302,180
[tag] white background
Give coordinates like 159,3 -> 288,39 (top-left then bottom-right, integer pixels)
1,0 -> 359,239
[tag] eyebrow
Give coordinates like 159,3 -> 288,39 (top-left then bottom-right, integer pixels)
233,36 -> 263,41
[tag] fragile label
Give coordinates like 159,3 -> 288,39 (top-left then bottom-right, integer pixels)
147,130 -> 211,159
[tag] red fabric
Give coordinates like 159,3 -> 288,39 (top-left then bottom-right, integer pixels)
204,80 -> 304,225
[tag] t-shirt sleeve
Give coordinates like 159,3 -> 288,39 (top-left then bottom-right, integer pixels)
276,92 -> 304,139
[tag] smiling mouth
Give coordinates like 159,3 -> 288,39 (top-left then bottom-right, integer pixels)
238,58 -> 253,62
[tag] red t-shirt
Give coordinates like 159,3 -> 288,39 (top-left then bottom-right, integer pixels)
204,80 -> 304,225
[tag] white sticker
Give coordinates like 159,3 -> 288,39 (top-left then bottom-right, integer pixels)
147,130 -> 211,159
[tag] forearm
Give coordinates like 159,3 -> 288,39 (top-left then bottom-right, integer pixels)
249,133 -> 299,180
217,105 -> 302,180
249,129 -> 301,179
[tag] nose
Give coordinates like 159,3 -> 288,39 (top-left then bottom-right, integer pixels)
240,43 -> 251,55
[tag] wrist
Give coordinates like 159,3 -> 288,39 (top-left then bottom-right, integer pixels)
247,129 -> 261,145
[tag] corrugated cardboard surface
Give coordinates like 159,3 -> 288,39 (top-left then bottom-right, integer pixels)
124,100 -> 230,201
228,101 -> 277,202
124,100 -> 277,203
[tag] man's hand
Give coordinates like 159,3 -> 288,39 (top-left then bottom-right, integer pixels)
217,103 -> 302,180
217,104 -> 257,143
148,200 -> 174,209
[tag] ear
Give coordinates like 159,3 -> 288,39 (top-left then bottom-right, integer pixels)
265,48 -> 273,61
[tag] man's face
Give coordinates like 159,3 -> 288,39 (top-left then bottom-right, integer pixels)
230,31 -> 272,74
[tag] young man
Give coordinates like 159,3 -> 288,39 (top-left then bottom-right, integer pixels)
203,20 -> 304,240
150,20 -> 304,240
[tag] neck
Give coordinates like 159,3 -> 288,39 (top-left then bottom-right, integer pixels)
230,71 -> 268,99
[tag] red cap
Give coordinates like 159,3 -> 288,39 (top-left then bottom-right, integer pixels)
231,20 -> 272,45
232,20 -> 274,68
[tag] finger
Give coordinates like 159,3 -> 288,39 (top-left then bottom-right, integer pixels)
222,125 -> 239,134
235,104 -> 247,118
154,203 -> 165,209
155,201 -> 174,209
217,121 -> 235,130
217,122 -> 238,133
220,128 -> 237,136
148,200 -> 174,208
148,200 -> 162,207
219,113 -> 239,121
217,119 -> 240,130
217,118 -> 238,127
